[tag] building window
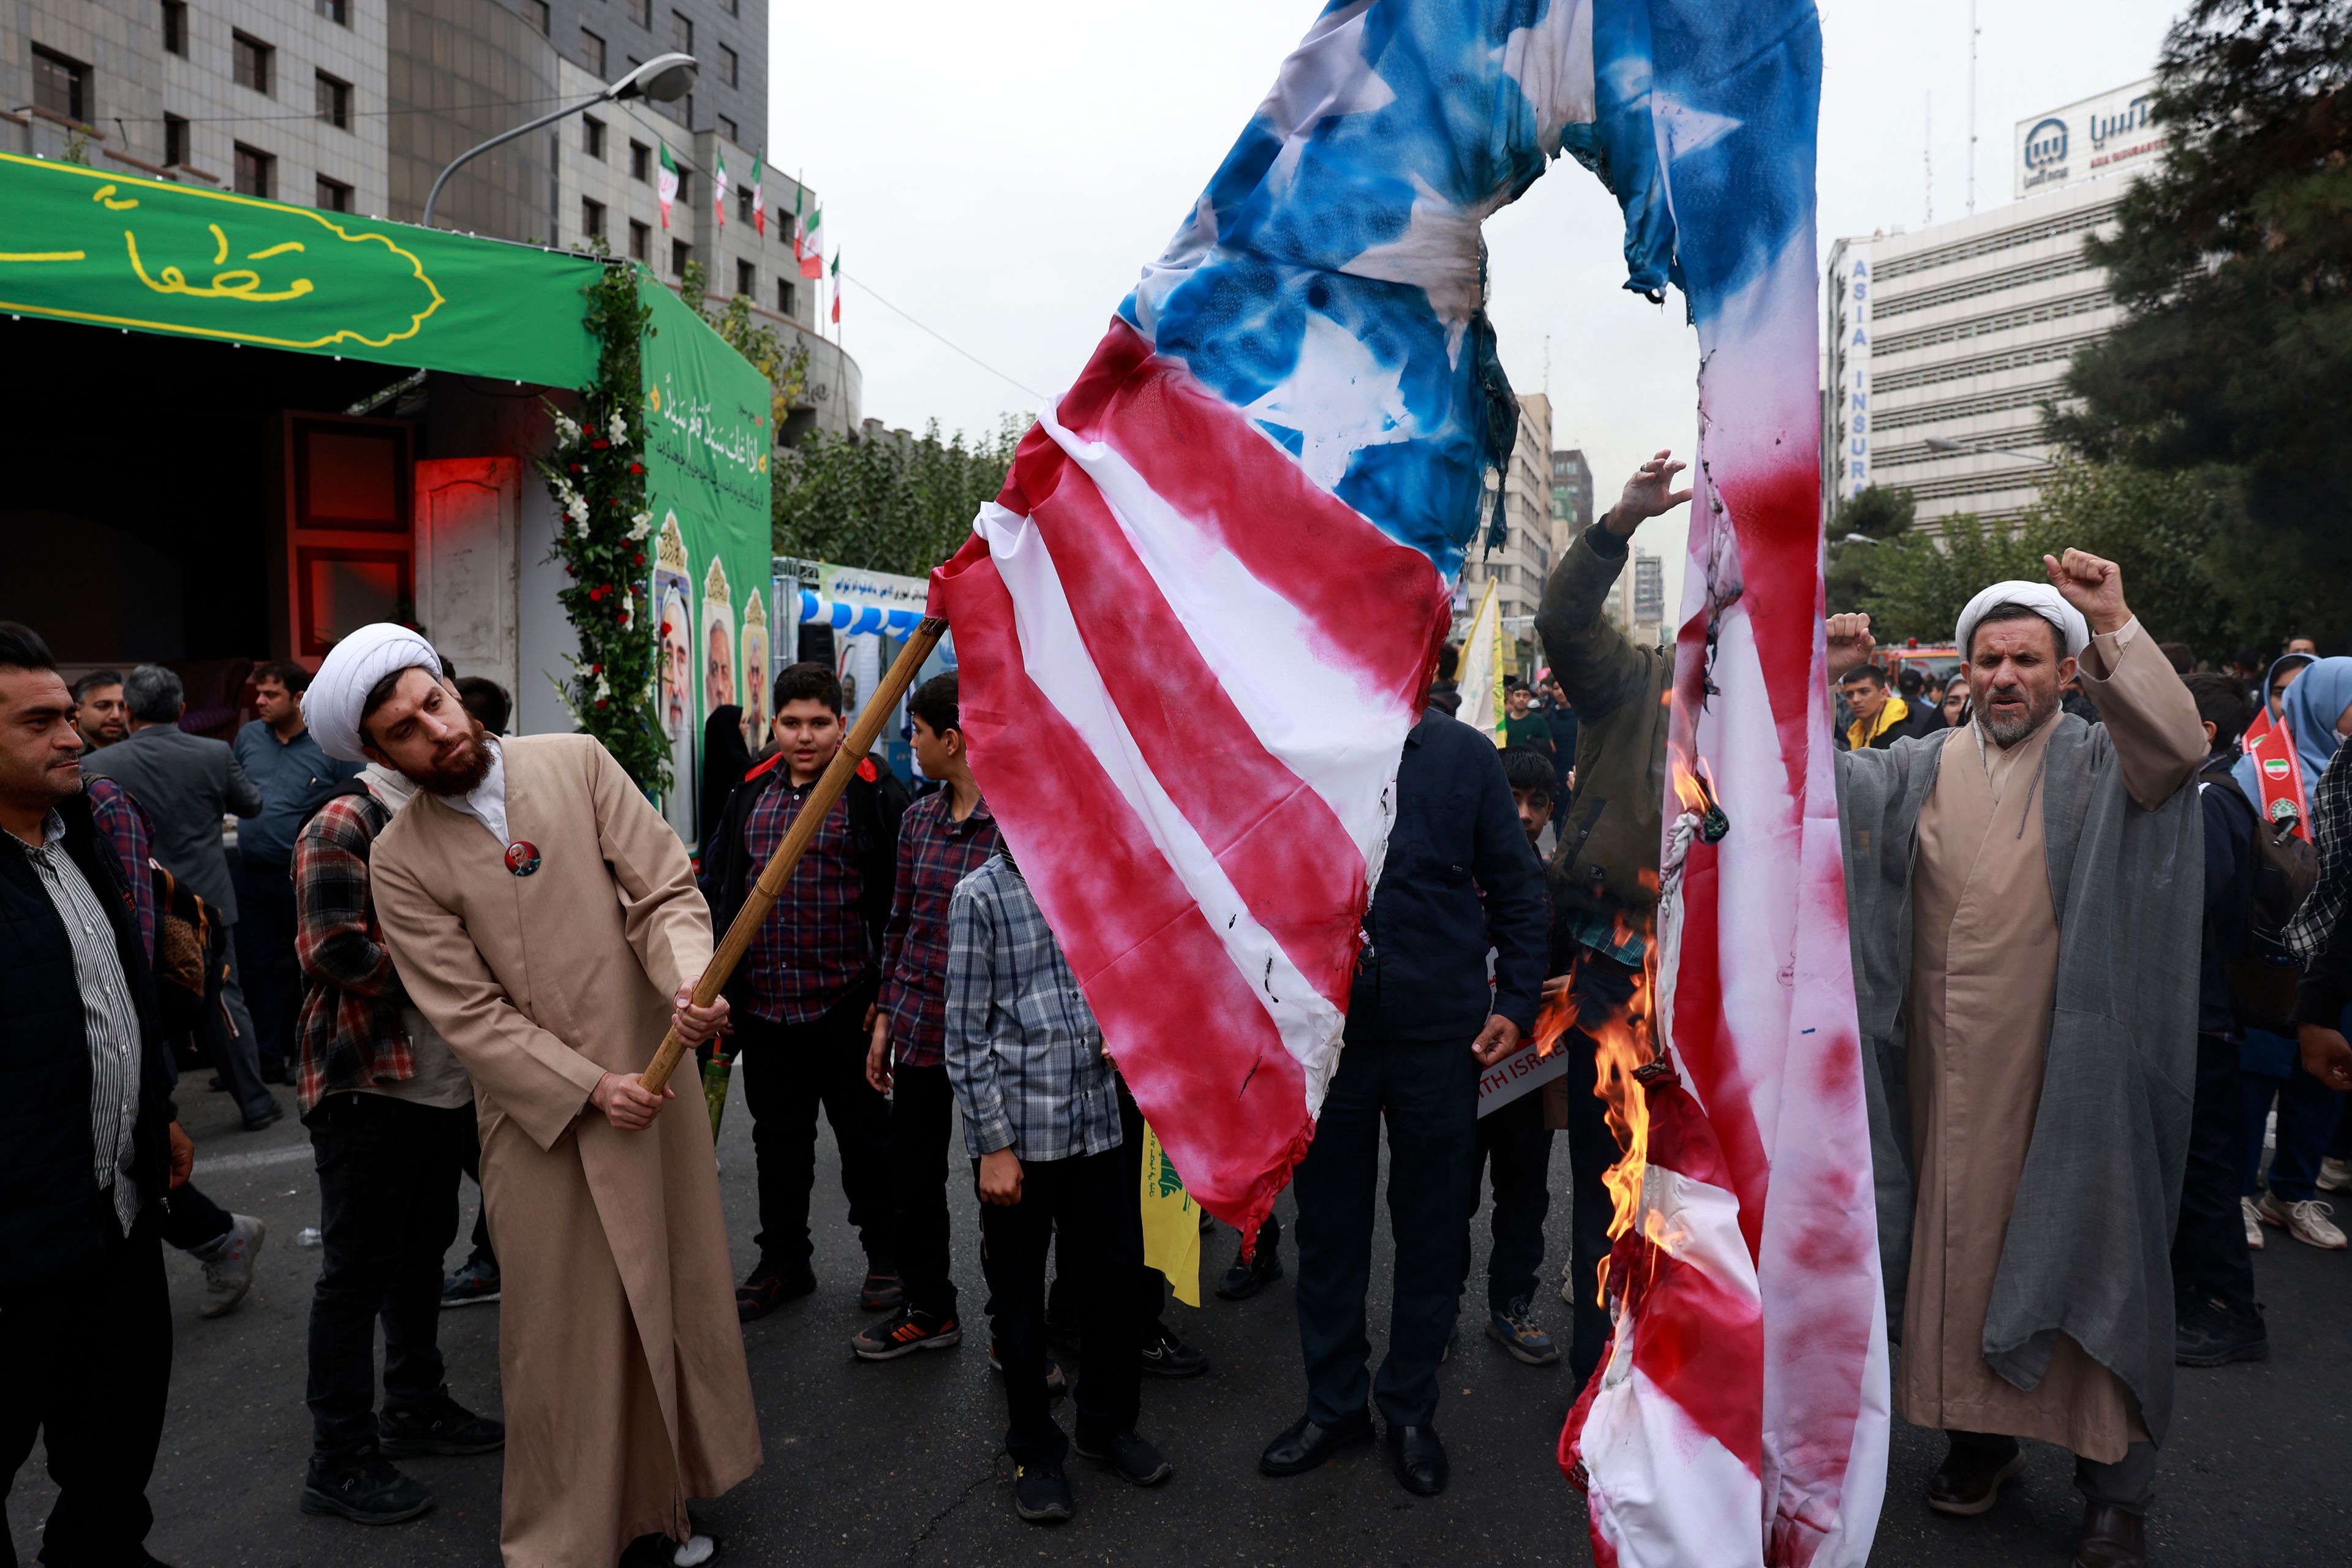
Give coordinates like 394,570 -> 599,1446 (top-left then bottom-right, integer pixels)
161,1 -> 187,56
671,11 -> 692,54
524,0 -> 549,34
673,169 -> 690,207
671,238 -> 690,277
718,43 -> 737,87
680,93 -> 693,127
736,186 -> 752,223
629,140 -> 650,181
629,0 -> 650,26
232,32 -> 272,95
315,72 -> 350,129
776,278 -> 794,317
629,219 -> 650,262
582,198 -> 606,239
315,0 -> 348,23
583,115 -> 605,159
717,114 -> 736,142
164,113 -> 189,166
234,143 -> 274,198
31,48 -> 89,124
317,175 -> 353,212
581,28 -> 606,77
736,260 -> 755,297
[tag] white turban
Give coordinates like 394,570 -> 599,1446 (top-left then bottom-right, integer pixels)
1953,581 -> 2089,662
303,623 -> 445,762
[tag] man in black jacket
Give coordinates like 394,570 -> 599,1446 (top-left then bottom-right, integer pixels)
0,622 -> 183,1568
704,662 -> 910,1319
1259,695 -> 1548,1499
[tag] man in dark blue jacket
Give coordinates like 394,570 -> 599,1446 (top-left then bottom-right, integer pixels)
1259,696 -> 1548,1499
0,622 -> 183,1567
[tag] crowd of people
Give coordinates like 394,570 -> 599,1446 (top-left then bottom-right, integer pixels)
1,451 -> 2345,1568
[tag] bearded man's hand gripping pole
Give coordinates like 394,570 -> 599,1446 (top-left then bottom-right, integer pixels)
636,617 -> 949,1099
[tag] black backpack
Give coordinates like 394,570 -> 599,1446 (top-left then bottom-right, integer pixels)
2209,778 -> 2319,1029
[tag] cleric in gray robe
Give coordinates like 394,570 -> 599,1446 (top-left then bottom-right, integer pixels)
1830,549 -> 2206,1568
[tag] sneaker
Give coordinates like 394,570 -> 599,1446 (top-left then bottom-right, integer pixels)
2320,1155 -> 2352,1194
199,1213 -> 266,1319
1487,1298 -> 1561,1366
851,1307 -> 962,1362
737,1258 -> 817,1322
377,1390 -> 505,1457
2174,1298 -> 2268,1366
2242,1195 -> 2266,1250
859,1264 -> 905,1313
1012,1460 -> 1074,1523
1137,1321 -> 1209,1379
440,1254 -> 501,1310
300,1447 -> 435,1525
988,1340 -> 1067,1400
1216,1234 -> 1283,1302
2256,1192 -> 2348,1250
1074,1427 -> 1174,1486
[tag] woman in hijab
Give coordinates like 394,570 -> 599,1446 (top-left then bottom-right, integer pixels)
2232,655 -> 2352,1251
698,703 -> 755,871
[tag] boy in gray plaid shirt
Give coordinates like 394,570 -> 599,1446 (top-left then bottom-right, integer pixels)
943,844 -> 1172,1523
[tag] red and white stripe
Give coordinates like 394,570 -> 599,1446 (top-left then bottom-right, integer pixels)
932,318 -> 1452,1234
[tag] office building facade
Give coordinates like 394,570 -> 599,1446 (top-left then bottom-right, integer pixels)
1460,390 -> 1554,675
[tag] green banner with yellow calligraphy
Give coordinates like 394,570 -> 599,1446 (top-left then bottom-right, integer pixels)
0,152 -> 599,386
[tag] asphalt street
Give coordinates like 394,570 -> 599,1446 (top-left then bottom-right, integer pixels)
10,1071 -> 2347,1567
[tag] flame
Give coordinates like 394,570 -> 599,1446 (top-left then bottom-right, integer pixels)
1584,949 -> 1660,1303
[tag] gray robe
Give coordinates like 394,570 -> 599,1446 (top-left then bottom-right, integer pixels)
1839,701 -> 2201,1446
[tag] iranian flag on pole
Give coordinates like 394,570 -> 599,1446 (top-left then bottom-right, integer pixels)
712,149 -> 728,225
657,143 -> 679,230
750,156 -> 765,236
830,251 -> 841,323
790,183 -> 806,262
799,203 -> 824,280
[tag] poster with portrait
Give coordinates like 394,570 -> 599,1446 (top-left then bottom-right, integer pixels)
652,514 -> 696,840
740,587 -> 770,748
700,554 -> 737,726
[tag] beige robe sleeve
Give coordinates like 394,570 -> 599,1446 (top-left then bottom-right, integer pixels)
583,734 -> 715,1000
374,848 -> 609,1151
2076,616 -> 2206,810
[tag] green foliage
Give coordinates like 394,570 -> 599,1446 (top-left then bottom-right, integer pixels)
772,417 -> 1025,578
676,259 -> 810,437
1849,510 -> 2048,648
1826,484 -> 1918,616
2049,0 -> 2352,647
537,262 -> 670,793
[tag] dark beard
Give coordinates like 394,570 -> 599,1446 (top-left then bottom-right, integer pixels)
1980,688 -> 2059,747
412,729 -> 494,796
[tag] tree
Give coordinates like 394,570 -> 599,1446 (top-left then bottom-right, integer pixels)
1855,510 -> 2048,648
2049,0 -> 2352,647
2032,459 -> 2236,657
676,260 -> 810,435
772,417 -> 1024,577
1825,484 -> 1917,618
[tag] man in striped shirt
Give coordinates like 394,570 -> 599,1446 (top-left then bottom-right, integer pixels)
0,622 -> 183,1568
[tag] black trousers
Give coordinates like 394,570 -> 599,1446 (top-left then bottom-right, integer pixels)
1464,1087 -> 1555,1313
159,1177 -> 235,1254
889,1061 -> 959,1318
1292,1025 -> 1477,1429
231,856 -> 301,1076
1046,1084 -> 1170,1327
0,1216 -> 170,1568
2172,1031 -> 2256,1318
1947,1429 -> 2159,1513
305,1093 -> 469,1462
976,1137 -> 1144,1466
457,1101 -> 495,1267
737,982 -> 894,1270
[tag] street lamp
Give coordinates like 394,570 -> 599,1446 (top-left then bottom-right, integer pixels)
422,52 -> 698,229
1923,435 -> 2055,467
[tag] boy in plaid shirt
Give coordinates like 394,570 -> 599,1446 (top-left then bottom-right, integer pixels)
851,673 -> 998,1360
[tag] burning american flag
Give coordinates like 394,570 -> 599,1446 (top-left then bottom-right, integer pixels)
932,2 -> 1886,1561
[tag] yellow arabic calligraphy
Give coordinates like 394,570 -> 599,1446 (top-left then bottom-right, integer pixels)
89,184 -> 140,211
0,250 -> 85,263
125,230 -> 314,302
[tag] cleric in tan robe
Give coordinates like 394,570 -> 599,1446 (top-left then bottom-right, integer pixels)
302,624 -> 760,1568
1830,552 -> 2205,1568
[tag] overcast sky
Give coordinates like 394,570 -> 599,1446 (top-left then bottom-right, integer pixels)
769,0 -> 2179,604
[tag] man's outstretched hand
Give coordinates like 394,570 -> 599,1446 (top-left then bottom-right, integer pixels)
1602,450 -> 1695,538
2044,548 -> 2131,637
1826,612 -> 1876,682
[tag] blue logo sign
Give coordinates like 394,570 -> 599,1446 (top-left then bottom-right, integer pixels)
2023,117 -> 2069,170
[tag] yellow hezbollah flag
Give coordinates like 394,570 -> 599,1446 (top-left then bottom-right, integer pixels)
1139,1120 -> 1200,1307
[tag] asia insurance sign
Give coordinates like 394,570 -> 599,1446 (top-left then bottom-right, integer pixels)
2014,78 -> 2165,200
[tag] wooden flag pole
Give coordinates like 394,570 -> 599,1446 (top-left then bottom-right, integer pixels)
640,614 -> 948,1096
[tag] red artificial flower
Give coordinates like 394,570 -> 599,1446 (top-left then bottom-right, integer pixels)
660,621 -> 672,636
570,463 -> 582,473
596,698 -> 609,709
628,462 -> 644,475
632,551 -> 646,567
592,438 -> 609,450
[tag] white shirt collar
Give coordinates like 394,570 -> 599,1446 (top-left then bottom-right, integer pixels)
444,737 -> 510,846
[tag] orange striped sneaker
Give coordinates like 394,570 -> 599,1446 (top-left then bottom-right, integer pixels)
851,1308 -> 962,1361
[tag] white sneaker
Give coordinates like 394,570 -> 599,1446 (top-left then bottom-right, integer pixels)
2241,1196 -> 2265,1251
200,1213 -> 266,1318
2256,1192 -> 2348,1250
2320,1155 -> 2352,1194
